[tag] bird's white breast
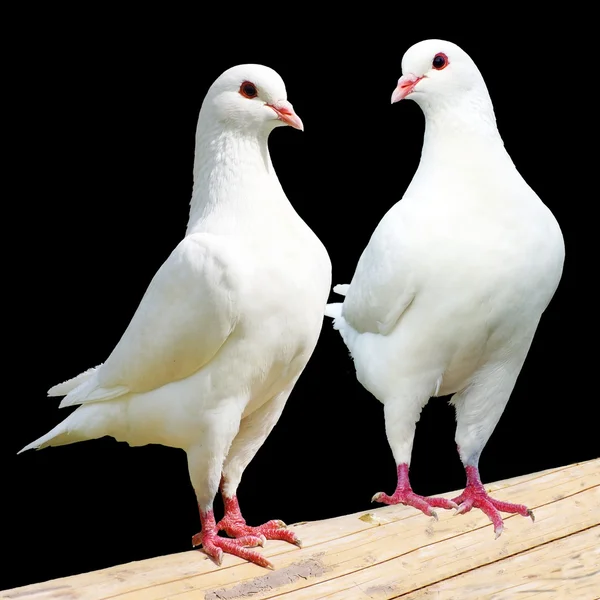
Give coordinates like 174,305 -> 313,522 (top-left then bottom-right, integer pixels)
339,140 -> 564,399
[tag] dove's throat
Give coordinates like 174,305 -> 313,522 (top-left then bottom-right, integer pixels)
416,87 -> 501,149
186,129 -> 285,235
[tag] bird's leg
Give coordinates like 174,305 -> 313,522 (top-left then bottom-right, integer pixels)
186,414 -> 273,569
217,389 -> 301,547
452,460 -> 534,538
192,506 -> 273,569
451,358 -> 535,537
217,481 -> 301,547
372,463 -> 457,517
373,395 -> 457,518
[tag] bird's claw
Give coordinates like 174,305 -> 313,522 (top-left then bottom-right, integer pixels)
372,488 -> 455,520
262,527 -> 301,547
218,517 -> 300,548
454,500 -> 472,516
194,531 -> 273,569
451,482 -> 534,537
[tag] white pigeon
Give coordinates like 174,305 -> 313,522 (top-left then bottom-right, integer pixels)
325,39 -> 565,537
20,64 -> 332,568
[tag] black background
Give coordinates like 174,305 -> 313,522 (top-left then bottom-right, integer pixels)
4,7 -> 596,591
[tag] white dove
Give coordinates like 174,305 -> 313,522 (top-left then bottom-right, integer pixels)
325,39 -> 564,537
20,64 -> 332,568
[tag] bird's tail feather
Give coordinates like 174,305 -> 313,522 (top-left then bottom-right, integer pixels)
18,421 -> 77,453
48,365 -> 102,397
333,283 -> 349,296
324,302 -> 343,319
324,283 -> 350,319
17,403 -> 122,454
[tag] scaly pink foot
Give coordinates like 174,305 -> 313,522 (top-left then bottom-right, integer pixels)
452,465 -> 535,538
372,464 -> 457,519
192,508 -> 272,569
217,495 -> 302,547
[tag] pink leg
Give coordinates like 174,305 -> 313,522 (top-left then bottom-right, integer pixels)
452,465 -> 535,538
372,463 -> 457,518
217,494 -> 301,547
192,507 -> 273,569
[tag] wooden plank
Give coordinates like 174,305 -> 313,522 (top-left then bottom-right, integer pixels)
190,485 -> 600,599
399,525 -> 600,599
2,458 -> 597,600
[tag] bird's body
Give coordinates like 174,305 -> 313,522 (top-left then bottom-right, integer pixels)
338,137 -> 562,406
326,39 -> 564,535
21,64 -> 331,568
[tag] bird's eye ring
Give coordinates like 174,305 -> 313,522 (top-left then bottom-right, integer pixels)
239,81 -> 258,98
432,53 -> 449,70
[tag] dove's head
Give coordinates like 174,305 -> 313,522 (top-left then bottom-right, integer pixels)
203,64 -> 303,134
391,39 -> 489,110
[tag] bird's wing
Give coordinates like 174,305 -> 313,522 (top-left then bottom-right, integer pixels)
342,205 -> 418,336
58,233 -> 240,407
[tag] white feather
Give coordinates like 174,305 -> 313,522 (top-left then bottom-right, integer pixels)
332,283 -> 349,296
327,40 -> 564,472
22,64 -> 332,520
47,365 -> 100,397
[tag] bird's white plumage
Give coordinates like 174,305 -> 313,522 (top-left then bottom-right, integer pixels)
326,40 -> 564,471
22,64 -> 332,517
59,233 -> 239,408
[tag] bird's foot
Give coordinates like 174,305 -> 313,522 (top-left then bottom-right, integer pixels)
218,495 -> 301,547
193,509 -> 272,569
372,463 -> 457,519
452,465 -> 535,538
372,489 -> 457,519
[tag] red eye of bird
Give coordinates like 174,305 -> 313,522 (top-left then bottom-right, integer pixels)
239,81 -> 258,98
432,52 -> 449,70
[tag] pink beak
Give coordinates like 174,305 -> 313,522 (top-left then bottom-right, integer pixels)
391,74 -> 423,104
268,100 -> 304,131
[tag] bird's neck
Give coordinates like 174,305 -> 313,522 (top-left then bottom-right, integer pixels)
186,125 -> 283,235
419,91 -> 505,160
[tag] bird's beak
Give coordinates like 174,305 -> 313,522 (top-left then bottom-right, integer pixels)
391,74 -> 423,104
267,100 -> 304,131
